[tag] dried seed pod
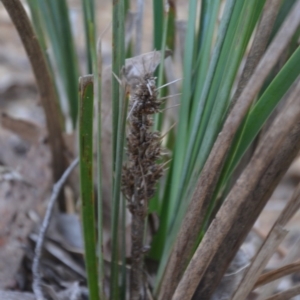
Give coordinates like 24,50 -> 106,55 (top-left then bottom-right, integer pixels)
122,72 -> 163,211
122,56 -> 166,299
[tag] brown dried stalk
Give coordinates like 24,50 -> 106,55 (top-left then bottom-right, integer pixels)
173,76 -> 300,299
158,1 -> 300,298
255,261 -> 300,289
122,73 -> 163,299
1,0 -> 66,185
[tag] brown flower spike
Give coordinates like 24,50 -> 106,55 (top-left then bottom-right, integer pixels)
122,72 -> 164,299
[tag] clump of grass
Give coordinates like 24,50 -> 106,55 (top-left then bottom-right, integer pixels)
6,0 -> 300,299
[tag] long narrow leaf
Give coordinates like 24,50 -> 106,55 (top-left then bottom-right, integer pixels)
165,0 -> 198,232
79,76 -> 99,300
82,0 -> 95,73
110,87 -> 129,300
110,0 -> 126,298
153,0 -> 164,50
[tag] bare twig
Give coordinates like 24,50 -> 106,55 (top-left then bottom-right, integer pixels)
1,0 -> 66,186
32,158 -> 79,300
159,1 -> 300,298
172,75 -> 300,300
264,284 -> 300,300
255,261 -> 300,288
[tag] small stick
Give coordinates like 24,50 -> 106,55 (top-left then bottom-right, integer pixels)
32,158 -> 79,300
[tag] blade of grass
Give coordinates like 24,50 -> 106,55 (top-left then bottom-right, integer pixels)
189,0 -> 221,128
150,1 -> 175,225
79,76 -> 99,300
81,2 -> 105,296
148,47 -> 171,262
120,194 -> 127,300
112,0 -> 125,171
82,0 -> 95,73
110,0 -> 126,298
96,66 -> 105,300
56,0 -> 79,128
166,0 -> 176,51
110,85 -> 129,300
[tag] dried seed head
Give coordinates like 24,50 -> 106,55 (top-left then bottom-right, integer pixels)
122,71 -> 165,215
